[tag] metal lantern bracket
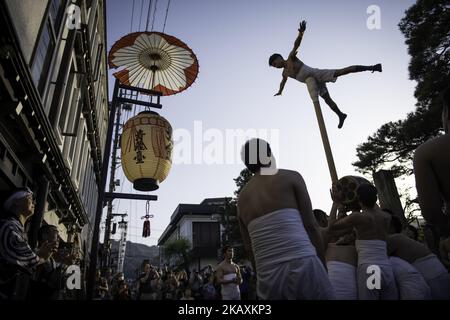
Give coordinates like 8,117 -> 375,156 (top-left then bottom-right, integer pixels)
116,83 -> 162,109
88,79 -> 160,299
104,192 -> 157,204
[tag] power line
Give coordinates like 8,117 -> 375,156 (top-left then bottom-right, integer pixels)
139,0 -> 145,30
151,0 -> 158,31
130,0 -> 135,32
145,0 -> 153,31
162,0 -> 171,33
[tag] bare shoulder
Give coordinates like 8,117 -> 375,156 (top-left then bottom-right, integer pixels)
348,210 -> 366,223
379,208 -> 392,218
237,182 -> 251,210
239,181 -> 251,198
376,208 -> 392,222
387,233 -> 403,244
413,134 -> 449,159
216,261 -> 225,271
284,170 -> 308,187
278,169 -> 301,179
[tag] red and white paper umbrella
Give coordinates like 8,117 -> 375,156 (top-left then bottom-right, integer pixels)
109,32 -> 199,96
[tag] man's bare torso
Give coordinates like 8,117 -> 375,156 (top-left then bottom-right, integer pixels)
282,56 -> 305,79
217,260 -> 239,278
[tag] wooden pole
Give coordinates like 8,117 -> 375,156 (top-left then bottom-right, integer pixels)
305,77 -> 338,184
312,100 -> 338,183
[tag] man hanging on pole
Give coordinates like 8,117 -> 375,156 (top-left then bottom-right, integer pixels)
270,21 -> 382,129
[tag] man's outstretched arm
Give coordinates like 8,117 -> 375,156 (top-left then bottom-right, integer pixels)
274,75 -> 288,96
288,20 -> 307,59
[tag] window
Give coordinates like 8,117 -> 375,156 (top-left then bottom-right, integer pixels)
49,0 -> 65,35
31,0 -> 66,95
89,10 -> 99,44
31,21 -> 55,94
68,95 -> 82,159
58,64 -> 76,134
79,135 -> 89,195
71,117 -> 86,186
94,44 -> 103,81
81,145 -> 91,205
192,222 -> 220,248
60,84 -> 81,168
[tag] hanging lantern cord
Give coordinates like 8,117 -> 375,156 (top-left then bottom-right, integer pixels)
146,200 -> 150,217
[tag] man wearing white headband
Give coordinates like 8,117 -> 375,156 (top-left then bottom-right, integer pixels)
0,187 -> 56,299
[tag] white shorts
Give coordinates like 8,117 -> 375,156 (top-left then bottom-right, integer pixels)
296,64 -> 337,84
296,64 -> 337,100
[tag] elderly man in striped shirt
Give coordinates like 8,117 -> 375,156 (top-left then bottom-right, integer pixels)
0,187 -> 56,299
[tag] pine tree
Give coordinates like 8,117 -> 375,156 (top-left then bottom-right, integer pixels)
353,0 -> 450,178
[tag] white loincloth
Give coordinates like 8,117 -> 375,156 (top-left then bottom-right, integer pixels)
221,273 -> 240,300
412,254 -> 450,300
296,63 -> 337,84
327,261 -> 357,300
355,240 -> 398,300
247,208 -> 335,300
389,256 -> 431,300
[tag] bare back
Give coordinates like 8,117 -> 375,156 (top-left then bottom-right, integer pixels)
326,244 -> 357,266
387,233 -> 431,263
237,168 -> 326,266
351,207 -> 391,241
238,169 -> 308,227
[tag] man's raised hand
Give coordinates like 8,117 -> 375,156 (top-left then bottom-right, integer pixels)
299,20 -> 307,33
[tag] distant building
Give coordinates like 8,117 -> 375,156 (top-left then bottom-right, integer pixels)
158,198 -> 227,272
0,0 -> 108,293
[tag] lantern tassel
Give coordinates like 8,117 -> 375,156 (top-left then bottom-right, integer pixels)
142,220 -> 151,238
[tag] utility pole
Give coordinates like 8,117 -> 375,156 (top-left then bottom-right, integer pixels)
102,91 -> 123,269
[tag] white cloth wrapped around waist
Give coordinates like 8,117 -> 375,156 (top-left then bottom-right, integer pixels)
355,239 -> 390,266
247,208 -> 317,273
412,254 -> 448,280
390,257 -> 424,282
411,254 -> 450,300
221,273 -> 240,299
223,273 -> 236,281
389,256 -> 431,300
327,261 -> 357,300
